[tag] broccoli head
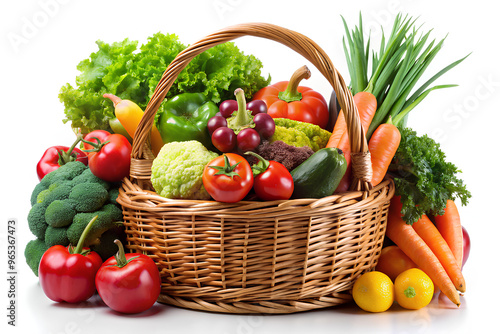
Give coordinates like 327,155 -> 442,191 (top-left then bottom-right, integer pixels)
90,225 -> 127,261
67,204 -> 123,246
72,167 -> 111,190
41,161 -> 87,186
107,187 -> 120,205
28,203 -> 48,240
45,226 -> 70,247
26,161 -> 125,277
36,182 -> 73,206
30,182 -> 48,206
45,199 -> 76,228
24,239 -> 49,276
69,183 -> 108,212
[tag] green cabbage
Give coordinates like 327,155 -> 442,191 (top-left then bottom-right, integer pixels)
59,32 -> 271,133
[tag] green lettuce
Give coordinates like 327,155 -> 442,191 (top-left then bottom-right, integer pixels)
59,32 -> 270,133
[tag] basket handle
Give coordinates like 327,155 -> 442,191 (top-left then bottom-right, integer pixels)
131,22 -> 372,191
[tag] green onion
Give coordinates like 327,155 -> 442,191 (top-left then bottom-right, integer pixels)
340,13 -> 469,138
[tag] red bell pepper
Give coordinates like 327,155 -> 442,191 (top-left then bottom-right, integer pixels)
36,133 -> 88,181
39,216 -> 102,303
95,240 -> 161,314
252,65 -> 329,129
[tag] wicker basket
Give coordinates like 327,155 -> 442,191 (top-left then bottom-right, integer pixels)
117,23 -> 395,314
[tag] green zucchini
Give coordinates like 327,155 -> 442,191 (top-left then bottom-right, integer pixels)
290,147 -> 347,198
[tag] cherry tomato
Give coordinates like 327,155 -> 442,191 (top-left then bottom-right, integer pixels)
211,127 -> 236,153
253,113 -> 275,139
83,131 -> 131,182
207,115 -> 227,135
219,100 -> 238,118
237,128 -> 260,152
202,153 -> 253,203
247,100 -> 268,115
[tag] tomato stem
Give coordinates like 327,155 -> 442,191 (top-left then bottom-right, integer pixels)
278,65 -> 311,103
208,154 -> 241,180
244,151 -> 269,176
81,136 -> 110,153
70,215 -> 98,255
57,131 -> 85,166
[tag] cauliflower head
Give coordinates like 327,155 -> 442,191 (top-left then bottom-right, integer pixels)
151,140 -> 218,200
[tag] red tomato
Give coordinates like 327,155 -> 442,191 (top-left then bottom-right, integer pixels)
462,226 -> 470,269
95,240 -> 161,314
202,153 -> 253,203
83,130 -> 111,158
251,156 -> 293,201
83,131 -> 131,182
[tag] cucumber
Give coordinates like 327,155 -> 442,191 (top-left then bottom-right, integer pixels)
290,147 -> 347,198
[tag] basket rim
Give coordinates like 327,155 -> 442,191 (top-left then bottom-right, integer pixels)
128,22 -> 373,193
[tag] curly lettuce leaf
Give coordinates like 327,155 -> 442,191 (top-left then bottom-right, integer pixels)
388,127 -> 471,224
59,33 -> 270,133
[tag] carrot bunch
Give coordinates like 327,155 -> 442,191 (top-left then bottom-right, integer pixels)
328,13 -> 471,307
387,196 -> 465,306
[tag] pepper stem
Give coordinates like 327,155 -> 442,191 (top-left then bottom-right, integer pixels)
103,93 -> 122,108
227,88 -> 254,134
278,65 -> 311,103
70,215 -> 98,255
114,239 -> 129,268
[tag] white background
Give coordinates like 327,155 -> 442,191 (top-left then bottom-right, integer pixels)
1,0 -> 499,333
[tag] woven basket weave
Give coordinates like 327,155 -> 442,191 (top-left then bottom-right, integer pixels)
117,23 -> 395,314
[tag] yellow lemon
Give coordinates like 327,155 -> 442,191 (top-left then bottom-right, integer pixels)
394,268 -> 434,310
352,271 -> 394,312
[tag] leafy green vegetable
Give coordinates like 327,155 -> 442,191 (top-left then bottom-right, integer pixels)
59,32 -> 270,133
388,127 -> 471,224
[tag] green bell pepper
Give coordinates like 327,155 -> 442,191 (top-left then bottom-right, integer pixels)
156,93 -> 219,149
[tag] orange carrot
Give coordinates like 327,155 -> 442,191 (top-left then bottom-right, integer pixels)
413,213 -> 466,293
326,91 -> 377,148
327,108 -> 346,148
434,200 -> 464,269
368,123 -> 401,186
330,92 -> 377,192
386,196 -> 461,306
